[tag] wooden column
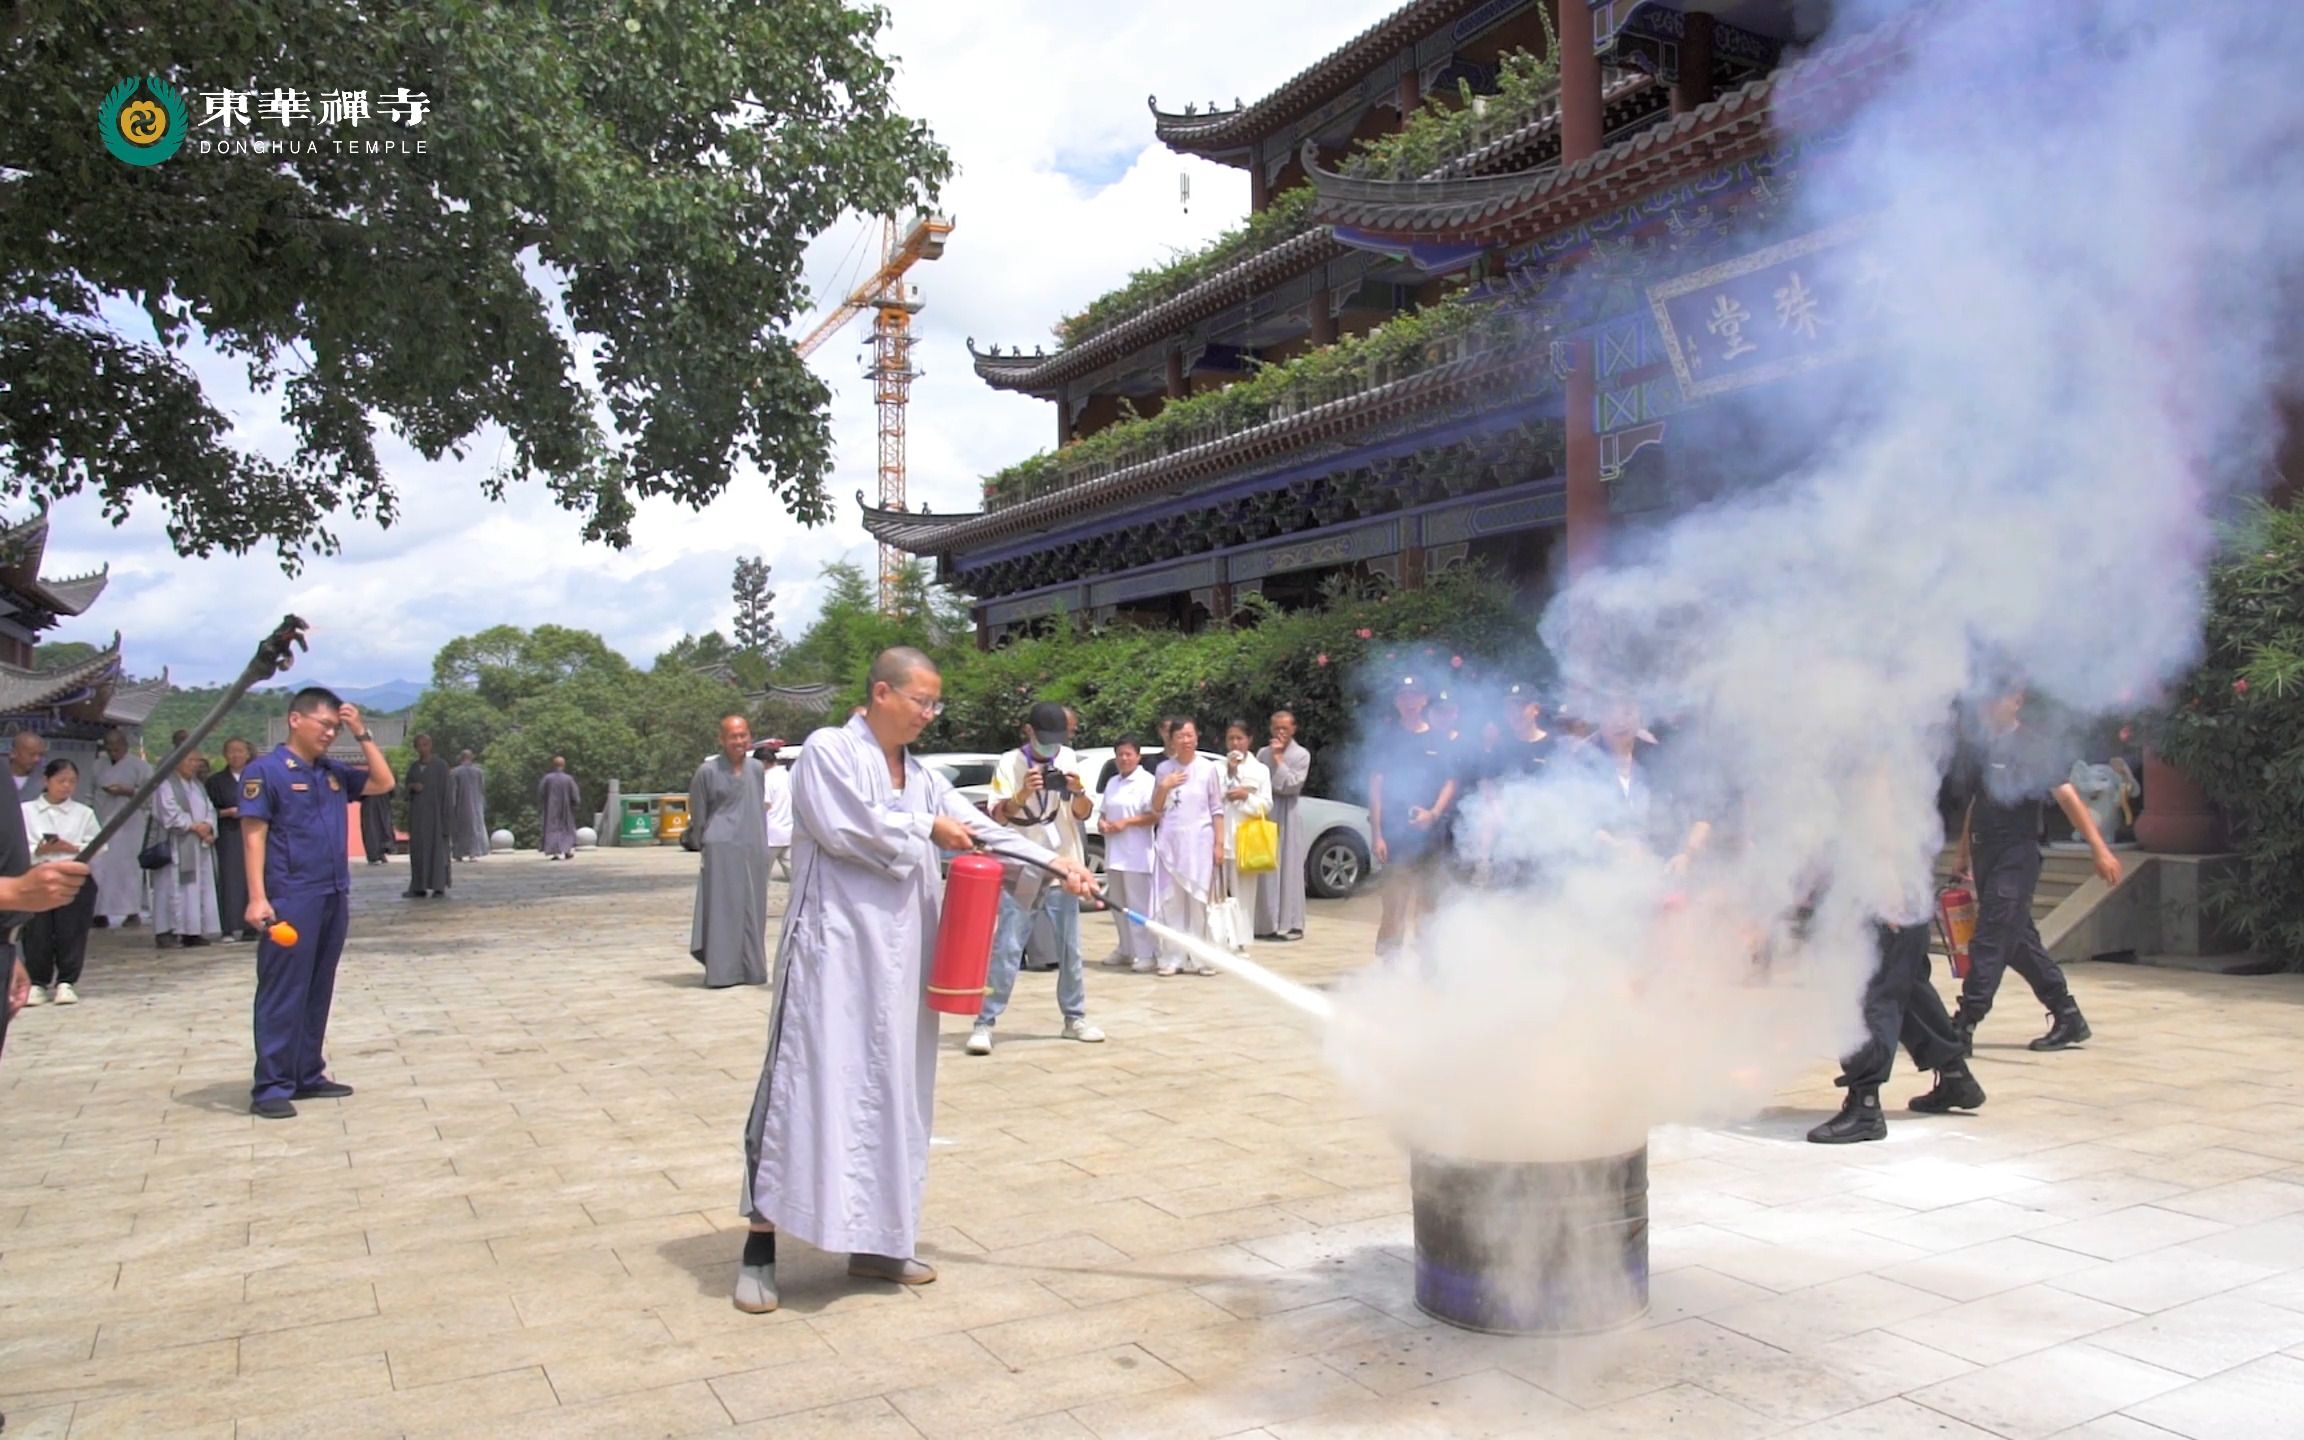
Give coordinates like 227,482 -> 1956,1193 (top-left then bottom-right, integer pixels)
1563,339 -> 1604,576
1165,349 -> 1188,399
1249,147 -> 1269,212
1056,386 -> 1073,446
1400,544 -> 1428,591
1396,59 -> 1421,122
1672,12 -> 1715,114
1554,0 -> 1603,165
1308,291 -> 1338,347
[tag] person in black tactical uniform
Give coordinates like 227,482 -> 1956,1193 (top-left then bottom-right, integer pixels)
1951,687 -> 2123,1052
1810,919 -> 1985,1143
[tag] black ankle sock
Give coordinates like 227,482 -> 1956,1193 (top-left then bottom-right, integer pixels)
742,1230 -> 776,1267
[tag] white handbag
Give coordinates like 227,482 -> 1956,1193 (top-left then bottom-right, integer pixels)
1204,869 -> 1241,953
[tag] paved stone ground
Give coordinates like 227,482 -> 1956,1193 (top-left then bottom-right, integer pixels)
2,847 -> 2302,1439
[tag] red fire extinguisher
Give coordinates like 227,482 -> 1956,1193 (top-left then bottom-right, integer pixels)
1936,885 -> 1978,979
928,852 -> 1004,1015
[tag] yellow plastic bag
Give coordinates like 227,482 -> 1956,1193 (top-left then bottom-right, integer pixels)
1237,816 -> 1279,874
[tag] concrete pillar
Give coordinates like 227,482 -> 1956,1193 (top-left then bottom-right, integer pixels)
1672,11 -> 1716,114
1554,0 -> 1603,165
1563,339 -> 1604,576
1166,349 -> 1188,399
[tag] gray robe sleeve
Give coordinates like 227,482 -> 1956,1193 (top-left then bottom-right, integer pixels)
792,737 -> 940,877
1273,743 -> 1310,797
689,761 -> 714,839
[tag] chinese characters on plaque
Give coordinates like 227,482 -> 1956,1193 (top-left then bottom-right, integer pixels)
1647,223 -> 1868,400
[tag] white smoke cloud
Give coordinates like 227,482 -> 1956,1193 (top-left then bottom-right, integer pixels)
1332,0 -> 2304,1162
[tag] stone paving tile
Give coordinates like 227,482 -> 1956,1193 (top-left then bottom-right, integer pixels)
1,849 -> 2300,1437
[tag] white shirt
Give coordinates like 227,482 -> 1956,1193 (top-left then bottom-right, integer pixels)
990,744 -> 1087,866
23,795 -> 99,865
761,763 -> 793,847
1218,751 -> 1272,841
1099,767 -> 1157,874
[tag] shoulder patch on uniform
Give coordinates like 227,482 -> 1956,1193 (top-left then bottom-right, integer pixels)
244,779 -> 262,799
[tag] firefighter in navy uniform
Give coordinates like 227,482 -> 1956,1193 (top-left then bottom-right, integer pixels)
239,688 -> 395,1119
1952,687 -> 2123,1052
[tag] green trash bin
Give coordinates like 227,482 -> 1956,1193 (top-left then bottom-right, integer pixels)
618,798 -> 657,844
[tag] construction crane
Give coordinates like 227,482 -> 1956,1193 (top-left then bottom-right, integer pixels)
793,212 -> 954,613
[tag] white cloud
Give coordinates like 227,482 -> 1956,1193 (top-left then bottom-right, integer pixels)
43,0 -> 1400,686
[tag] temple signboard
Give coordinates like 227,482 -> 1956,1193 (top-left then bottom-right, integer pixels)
1647,222 -> 1869,400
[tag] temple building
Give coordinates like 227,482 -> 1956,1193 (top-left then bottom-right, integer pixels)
862,0 -> 1876,644
0,512 -> 167,750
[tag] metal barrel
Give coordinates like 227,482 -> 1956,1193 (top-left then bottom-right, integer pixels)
1410,1144 -> 1649,1335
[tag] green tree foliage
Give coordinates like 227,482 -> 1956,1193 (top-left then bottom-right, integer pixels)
657,629 -> 768,691
33,641 -> 102,671
0,2 -> 950,570
732,555 -> 778,661
2154,500 -> 2304,964
412,623 -> 748,845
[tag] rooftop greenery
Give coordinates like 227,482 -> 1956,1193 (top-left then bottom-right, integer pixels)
1043,31 -> 1559,353
1049,184 -> 1318,347
989,296 -> 1519,511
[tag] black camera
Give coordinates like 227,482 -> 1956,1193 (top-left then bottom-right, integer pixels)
1039,762 -> 1069,797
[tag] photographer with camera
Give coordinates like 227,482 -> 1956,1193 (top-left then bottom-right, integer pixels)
966,701 -> 1105,1055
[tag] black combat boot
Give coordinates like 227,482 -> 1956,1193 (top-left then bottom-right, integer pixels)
1808,1085 -> 1888,1144
1909,1059 -> 1987,1113
1950,1004 -> 1981,1057
2029,1005 -> 2092,1051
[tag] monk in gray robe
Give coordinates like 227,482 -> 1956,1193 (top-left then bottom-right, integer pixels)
89,729 -> 153,926
449,751 -> 490,860
538,757 -> 581,859
1255,710 -> 1313,941
690,715 -> 770,988
733,648 -> 1094,1313
401,733 -> 452,897
359,783 -> 395,863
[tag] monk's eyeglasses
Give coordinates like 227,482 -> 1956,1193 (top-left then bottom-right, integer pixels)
896,690 -> 946,717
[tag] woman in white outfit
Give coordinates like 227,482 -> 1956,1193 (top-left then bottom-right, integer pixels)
1097,738 -> 1158,970
757,744 -> 794,883
1150,718 -> 1226,977
1218,721 -> 1272,955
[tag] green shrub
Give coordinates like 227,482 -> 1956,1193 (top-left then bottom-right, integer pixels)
986,298 -> 1514,510
2153,499 -> 2304,964
1343,44 -> 1562,182
919,567 -> 1542,797
1050,184 -> 1320,348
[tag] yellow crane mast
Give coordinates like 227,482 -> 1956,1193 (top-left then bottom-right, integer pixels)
793,213 -> 954,613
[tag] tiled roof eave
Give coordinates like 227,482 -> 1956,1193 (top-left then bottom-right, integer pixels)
893,344 -> 1556,556
1305,12 -> 1918,242
972,228 -> 1345,393
0,633 -> 124,714
1147,0 -> 1489,157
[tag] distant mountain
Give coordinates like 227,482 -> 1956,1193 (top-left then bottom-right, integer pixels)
333,680 -> 427,713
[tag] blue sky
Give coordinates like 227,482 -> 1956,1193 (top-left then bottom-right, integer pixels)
42,0 -> 1401,687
